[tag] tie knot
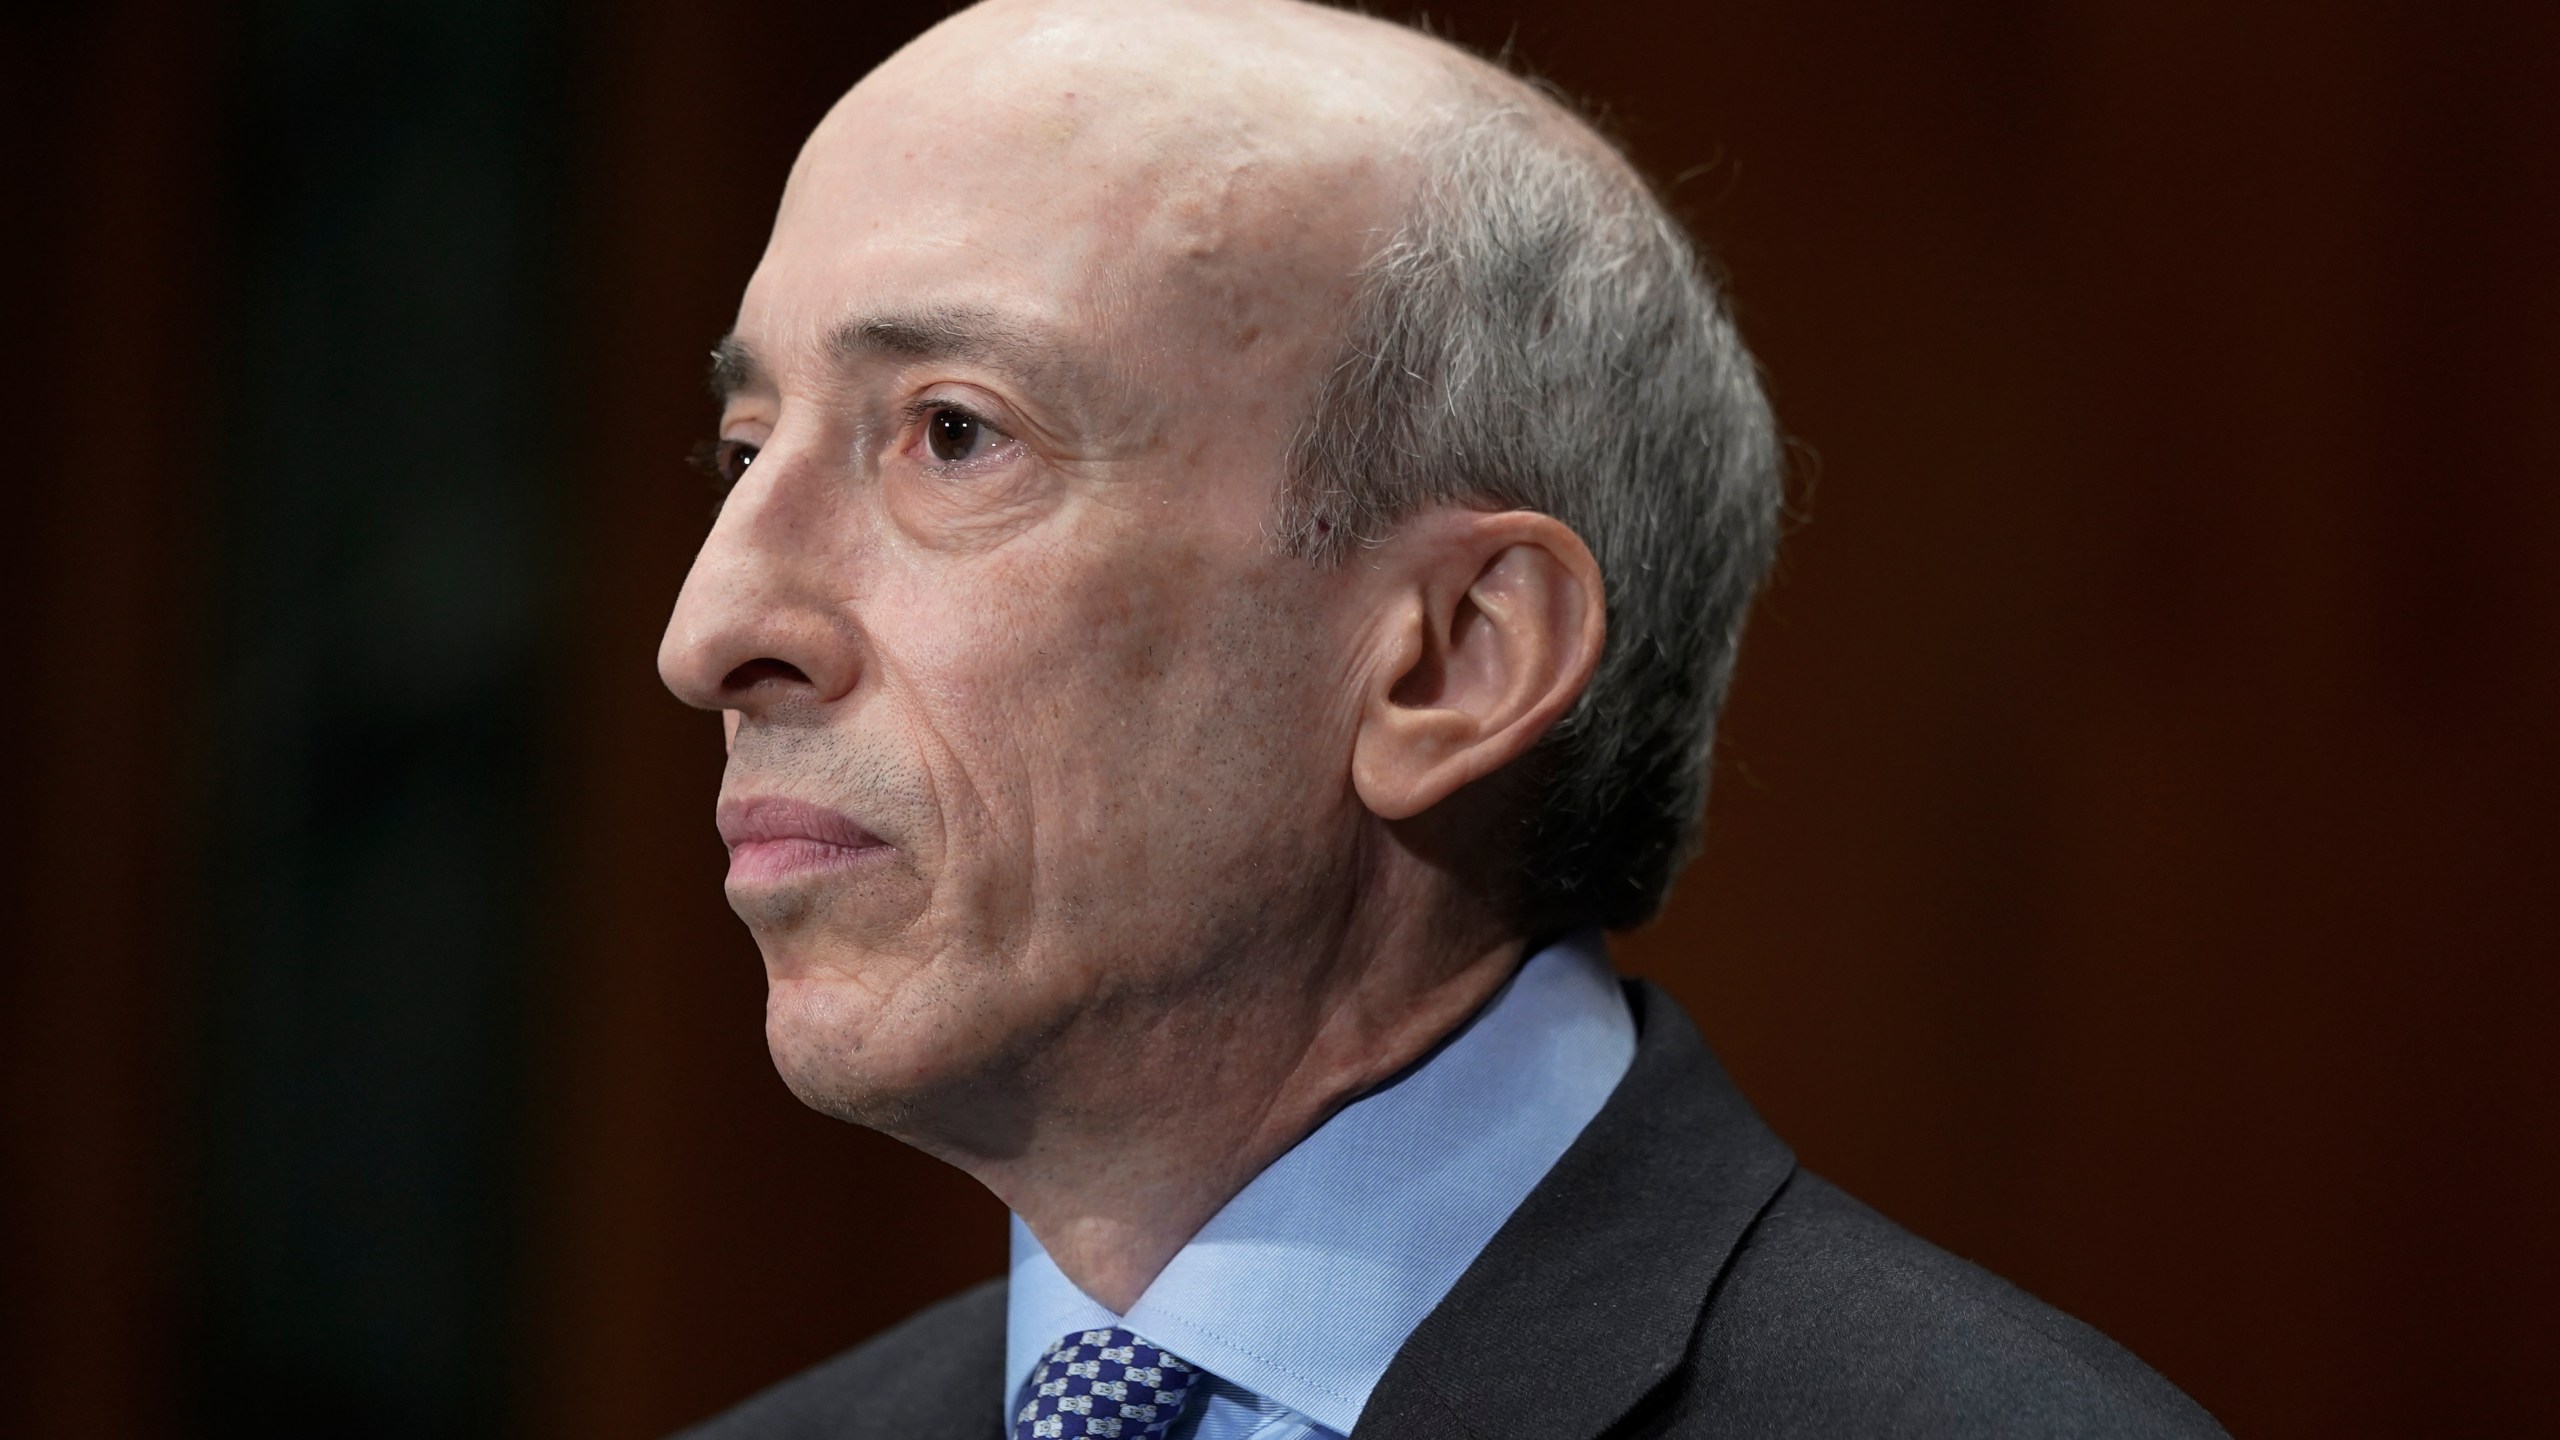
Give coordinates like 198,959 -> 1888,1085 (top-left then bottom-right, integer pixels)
1012,1327 -> 1200,1440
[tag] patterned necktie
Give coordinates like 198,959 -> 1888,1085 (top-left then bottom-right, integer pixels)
1011,1327 -> 1201,1440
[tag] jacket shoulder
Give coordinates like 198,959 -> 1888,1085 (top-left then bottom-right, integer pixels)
1664,1174 -> 2224,1439
670,1278 -> 1008,1440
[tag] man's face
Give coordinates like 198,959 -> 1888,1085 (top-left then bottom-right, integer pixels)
656,7 -> 1405,1148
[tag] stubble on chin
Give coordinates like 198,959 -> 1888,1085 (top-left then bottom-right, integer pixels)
763,960 -> 1044,1161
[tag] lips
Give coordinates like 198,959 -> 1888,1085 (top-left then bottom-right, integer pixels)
717,795 -> 890,886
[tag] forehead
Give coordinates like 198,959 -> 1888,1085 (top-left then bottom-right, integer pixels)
733,0 -> 1429,396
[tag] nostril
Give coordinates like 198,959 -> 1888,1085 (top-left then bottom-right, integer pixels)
722,657 -> 811,695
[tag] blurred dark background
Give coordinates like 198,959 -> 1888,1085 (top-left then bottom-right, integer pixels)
3,0 -> 2553,1435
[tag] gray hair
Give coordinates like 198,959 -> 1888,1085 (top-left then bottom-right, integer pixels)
1281,87 -> 1783,934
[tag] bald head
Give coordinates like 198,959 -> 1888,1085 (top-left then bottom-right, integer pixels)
842,0 -> 1469,232
872,0 -> 1469,152
748,0 -> 1584,451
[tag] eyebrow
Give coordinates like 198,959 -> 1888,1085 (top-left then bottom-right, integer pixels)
708,305 -> 1076,402
708,334 -> 763,399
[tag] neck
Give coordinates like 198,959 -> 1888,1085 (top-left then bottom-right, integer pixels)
964,875 -> 1525,1313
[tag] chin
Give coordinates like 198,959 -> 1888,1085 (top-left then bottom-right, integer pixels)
763,972 -> 914,1118
761,969 -> 1029,1156
768,1038 -> 916,1133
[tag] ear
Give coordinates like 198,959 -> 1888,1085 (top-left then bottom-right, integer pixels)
1351,509 -> 1607,821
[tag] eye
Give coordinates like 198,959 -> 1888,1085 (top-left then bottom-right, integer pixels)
689,438 -> 759,491
924,405 -> 1001,465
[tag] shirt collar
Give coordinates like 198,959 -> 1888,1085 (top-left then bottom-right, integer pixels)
1004,930 -> 1636,1435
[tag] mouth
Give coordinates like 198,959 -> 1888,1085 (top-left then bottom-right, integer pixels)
716,794 -> 893,888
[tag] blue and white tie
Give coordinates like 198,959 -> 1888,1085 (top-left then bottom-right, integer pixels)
1011,1327 -> 1200,1440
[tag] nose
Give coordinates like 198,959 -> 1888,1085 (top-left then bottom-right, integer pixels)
657,443 -> 865,719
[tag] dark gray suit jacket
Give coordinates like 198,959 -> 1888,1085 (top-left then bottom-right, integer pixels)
678,981 -> 2226,1438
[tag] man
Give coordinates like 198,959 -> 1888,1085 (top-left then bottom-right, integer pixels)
655,0 -> 2224,1436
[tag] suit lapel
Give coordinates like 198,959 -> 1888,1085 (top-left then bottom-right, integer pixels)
1349,981 -> 1797,1440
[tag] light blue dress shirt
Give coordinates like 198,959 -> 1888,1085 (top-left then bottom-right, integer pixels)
1003,931 -> 1637,1440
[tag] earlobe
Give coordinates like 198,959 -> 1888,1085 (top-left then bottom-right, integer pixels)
1352,511 -> 1605,822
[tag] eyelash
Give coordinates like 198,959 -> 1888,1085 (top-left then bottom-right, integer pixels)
686,397 -> 1013,505
687,437 -> 755,512
899,396 -> 1013,470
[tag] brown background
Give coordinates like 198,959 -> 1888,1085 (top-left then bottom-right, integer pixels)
5,1 -> 2554,1436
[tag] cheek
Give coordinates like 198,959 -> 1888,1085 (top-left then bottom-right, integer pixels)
897,527 -> 1221,742
1046,559 -> 1350,860
884,516 -> 1355,919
